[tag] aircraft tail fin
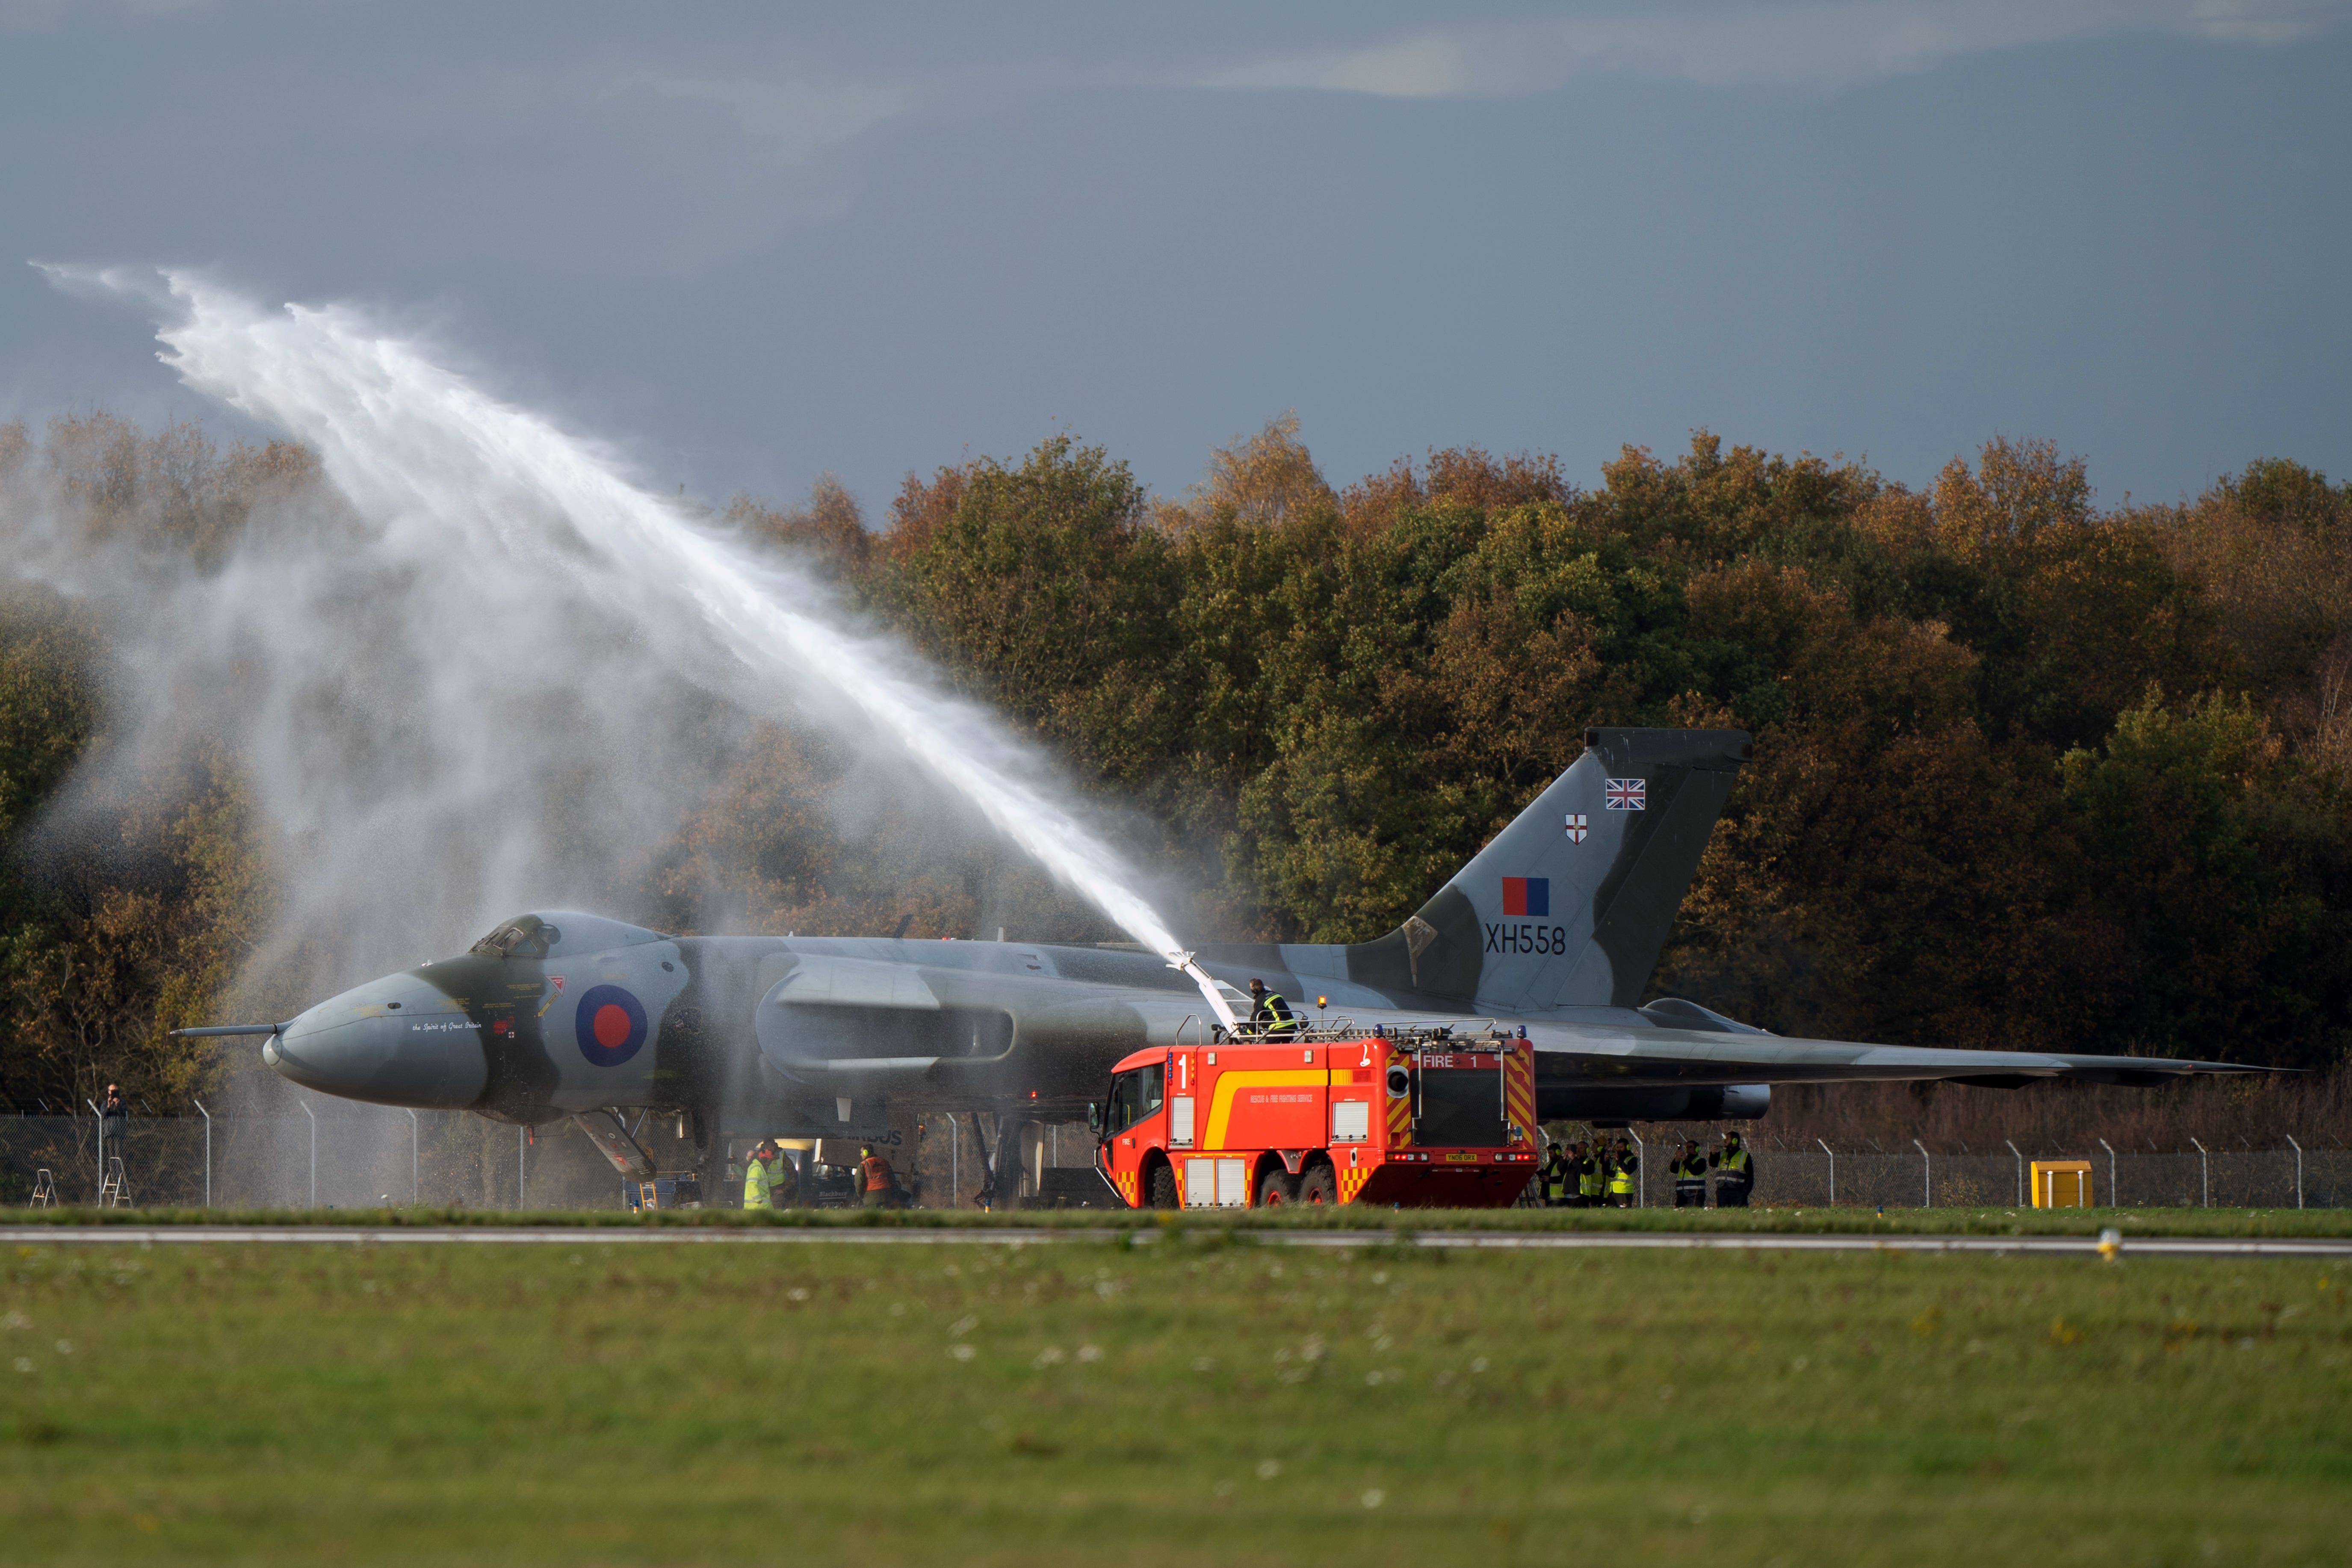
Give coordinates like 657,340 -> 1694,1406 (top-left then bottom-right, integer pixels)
1344,728 -> 1749,1012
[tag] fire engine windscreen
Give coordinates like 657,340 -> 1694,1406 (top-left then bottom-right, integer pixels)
1415,1066 -> 1510,1148
1103,1065 -> 1164,1136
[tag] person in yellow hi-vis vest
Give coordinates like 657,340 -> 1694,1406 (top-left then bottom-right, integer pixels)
743,1140 -> 783,1209
1575,1141 -> 1605,1208
1606,1136 -> 1637,1208
1670,1139 -> 1710,1208
1711,1131 -> 1754,1208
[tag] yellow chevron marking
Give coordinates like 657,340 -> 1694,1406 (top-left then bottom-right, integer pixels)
1202,1070 -> 1326,1150
1507,1056 -> 1537,1141
1386,1090 -> 1412,1148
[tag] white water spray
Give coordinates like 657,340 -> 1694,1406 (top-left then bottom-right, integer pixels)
133,273 -> 1239,1030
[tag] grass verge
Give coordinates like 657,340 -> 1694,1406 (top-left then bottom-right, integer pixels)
9,1202 -> 2352,1237
2,1232 -> 2347,1563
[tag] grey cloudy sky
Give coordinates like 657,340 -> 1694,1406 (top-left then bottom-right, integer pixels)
3,0 -> 2346,513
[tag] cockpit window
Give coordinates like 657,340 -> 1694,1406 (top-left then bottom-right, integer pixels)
467,911 -> 666,960
471,917 -> 551,960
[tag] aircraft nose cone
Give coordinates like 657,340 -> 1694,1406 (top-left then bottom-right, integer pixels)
268,980 -> 488,1110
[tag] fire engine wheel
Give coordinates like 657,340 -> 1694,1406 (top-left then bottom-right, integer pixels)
1145,1160 -> 1179,1211
1296,1164 -> 1339,1206
1256,1167 -> 1300,1207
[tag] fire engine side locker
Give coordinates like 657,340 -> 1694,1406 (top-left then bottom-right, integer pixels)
1172,1045 -> 1333,1208
1168,1048 -> 1197,1205
1330,1037 -> 1383,1202
1176,1045 -> 1246,1208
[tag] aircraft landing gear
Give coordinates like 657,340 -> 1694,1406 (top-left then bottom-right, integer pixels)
689,1106 -> 721,1209
969,1112 -> 1000,1211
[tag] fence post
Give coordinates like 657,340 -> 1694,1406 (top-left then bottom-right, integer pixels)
1630,1128 -> 1645,1208
1818,1138 -> 1835,1206
405,1109 -> 419,1205
2190,1138 -> 2209,1208
518,1125 -> 527,1211
301,1100 -> 316,1207
2286,1134 -> 2303,1210
193,1099 -> 211,1208
86,1100 -> 103,1200
2098,1137 -> 2118,1208
1914,1138 -> 1931,1208
950,1114 -> 959,1208
2004,1140 -> 2023,1207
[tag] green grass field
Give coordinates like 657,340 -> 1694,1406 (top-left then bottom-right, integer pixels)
3,1231 -> 2347,1565
17,1201 -> 2352,1236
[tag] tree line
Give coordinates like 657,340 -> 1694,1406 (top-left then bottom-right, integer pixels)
4,410 -> 2349,1115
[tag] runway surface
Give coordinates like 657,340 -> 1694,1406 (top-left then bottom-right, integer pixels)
5,1226 -> 2348,1257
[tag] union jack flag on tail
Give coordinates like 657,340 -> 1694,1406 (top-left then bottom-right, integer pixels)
1604,777 -> 1646,811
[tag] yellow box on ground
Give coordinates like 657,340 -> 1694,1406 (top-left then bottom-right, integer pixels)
2032,1159 -> 2093,1207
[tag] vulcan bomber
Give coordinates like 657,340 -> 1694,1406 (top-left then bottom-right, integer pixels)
180,729 -> 2263,1200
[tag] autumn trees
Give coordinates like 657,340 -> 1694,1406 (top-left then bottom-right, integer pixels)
863,422 -> 2352,1069
1,408 -> 2348,1119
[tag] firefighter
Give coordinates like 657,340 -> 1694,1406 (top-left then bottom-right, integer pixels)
1246,978 -> 1300,1038
1542,1141 -> 1570,1207
1574,1140 -> 1605,1208
1605,1136 -> 1637,1208
859,1144 -> 903,1208
1670,1138 -> 1710,1208
1711,1130 -> 1755,1208
742,1139 -> 783,1210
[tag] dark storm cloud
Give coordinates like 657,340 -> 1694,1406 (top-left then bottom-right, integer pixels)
2,1 -> 2347,512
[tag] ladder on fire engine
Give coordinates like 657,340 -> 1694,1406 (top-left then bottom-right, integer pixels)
28,1168 -> 55,1208
97,1157 -> 130,1209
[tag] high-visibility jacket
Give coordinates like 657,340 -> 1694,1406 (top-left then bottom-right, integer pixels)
1670,1154 -> 1708,1181
744,1155 -> 780,1208
1253,992 -> 1299,1036
1714,1146 -> 1752,1181
1575,1157 -> 1604,1199
1607,1153 -> 1636,1198
1543,1156 -> 1568,1202
861,1155 -> 893,1193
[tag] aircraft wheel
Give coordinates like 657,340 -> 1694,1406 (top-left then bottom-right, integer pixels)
1146,1160 -> 1179,1210
1296,1163 -> 1338,1206
1256,1167 -> 1300,1207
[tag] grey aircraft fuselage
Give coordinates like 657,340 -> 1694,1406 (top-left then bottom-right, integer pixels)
258,911 -> 2230,1135
224,728 -> 2260,1144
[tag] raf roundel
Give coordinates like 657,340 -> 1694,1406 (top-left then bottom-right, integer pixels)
573,984 -> 648,1067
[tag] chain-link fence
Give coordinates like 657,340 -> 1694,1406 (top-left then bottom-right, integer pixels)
1615,1138 -> 2349,1209
2,1107 -> 637,1210
10,1107 -> 2346,1211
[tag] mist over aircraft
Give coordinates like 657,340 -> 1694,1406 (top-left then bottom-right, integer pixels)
180,728 -> 2260,1200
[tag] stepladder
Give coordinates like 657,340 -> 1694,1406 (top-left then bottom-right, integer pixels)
96,1156 -> 130,1208
30,1168 -> 56,1208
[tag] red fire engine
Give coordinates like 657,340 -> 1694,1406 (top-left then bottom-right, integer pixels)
1094,1025 -> 1539,1208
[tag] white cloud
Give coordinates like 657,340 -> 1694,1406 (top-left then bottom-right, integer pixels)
537,62 -> 914,173
251,55 -> 924,275
1193,0 -> 2343,97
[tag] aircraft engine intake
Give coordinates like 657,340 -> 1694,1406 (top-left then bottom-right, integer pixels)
753,983 -> 1011,1081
